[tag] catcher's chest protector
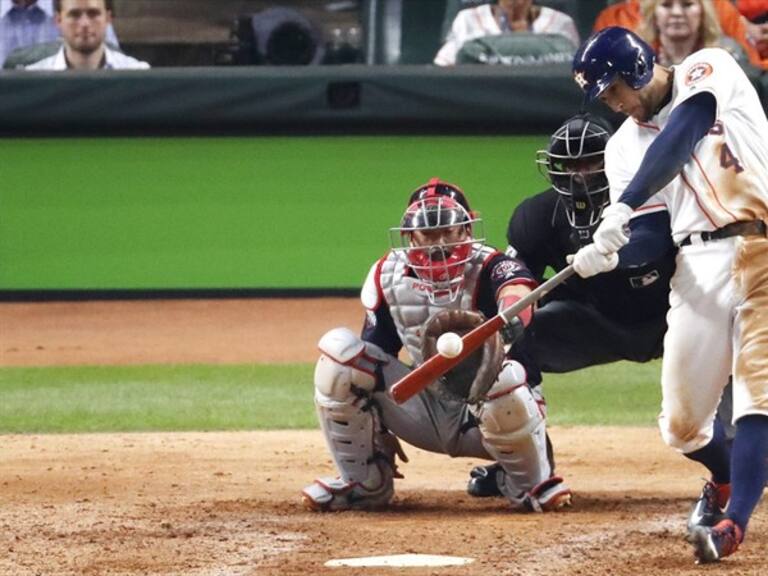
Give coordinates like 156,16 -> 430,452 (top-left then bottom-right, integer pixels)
380,246 -> 493,365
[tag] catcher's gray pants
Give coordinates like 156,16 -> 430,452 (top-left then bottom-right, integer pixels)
373,355 -> 491,459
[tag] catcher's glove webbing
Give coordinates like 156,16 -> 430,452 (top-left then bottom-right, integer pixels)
421,309 -> 504,403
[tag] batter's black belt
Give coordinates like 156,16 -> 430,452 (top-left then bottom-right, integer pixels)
677,220 -> 767,248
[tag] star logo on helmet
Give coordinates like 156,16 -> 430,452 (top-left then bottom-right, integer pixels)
573,71 -> 588,90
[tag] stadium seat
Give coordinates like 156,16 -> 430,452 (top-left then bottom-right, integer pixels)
440,1 -> 583,40
456,32 -> 575,65
3,41 -> 62,70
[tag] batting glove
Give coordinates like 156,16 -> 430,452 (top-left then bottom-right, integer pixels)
567,244 -> 619,278
593,202 -> 633,254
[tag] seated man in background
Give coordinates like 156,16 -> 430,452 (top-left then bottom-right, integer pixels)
594,0 -> 768,69
26,0 -> 146,70
434,0 -> 579,66
1,0 -> 118,68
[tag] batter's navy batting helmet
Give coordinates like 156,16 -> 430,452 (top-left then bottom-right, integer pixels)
572,27 -> 656,101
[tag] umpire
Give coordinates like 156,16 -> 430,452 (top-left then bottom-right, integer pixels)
513,113 -> 673,380
469,113 -> 731,496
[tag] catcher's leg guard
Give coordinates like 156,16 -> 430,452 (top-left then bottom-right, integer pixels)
302,328 -> 398,511
472,361 -> 571,512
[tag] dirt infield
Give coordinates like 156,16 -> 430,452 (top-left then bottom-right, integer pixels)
1,299 -> 766,575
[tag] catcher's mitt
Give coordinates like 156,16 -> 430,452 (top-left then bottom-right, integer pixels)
421,309 -> 504,404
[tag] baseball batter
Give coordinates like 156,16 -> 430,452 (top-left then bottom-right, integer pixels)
571,27 -> 768,563
302,179 -> 572,513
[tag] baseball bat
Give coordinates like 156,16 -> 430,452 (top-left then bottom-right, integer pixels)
390,265 -> 575,404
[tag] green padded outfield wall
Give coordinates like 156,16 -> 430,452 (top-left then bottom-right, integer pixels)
0,136 -> 548,291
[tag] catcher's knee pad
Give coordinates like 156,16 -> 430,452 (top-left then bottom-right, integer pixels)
313,328 -> 392,484
472,360 -> 552,499
315,327 -> 383,400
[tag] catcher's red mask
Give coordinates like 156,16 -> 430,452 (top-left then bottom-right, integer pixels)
391,195 -> 483,303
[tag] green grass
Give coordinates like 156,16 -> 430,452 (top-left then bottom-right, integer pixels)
0,361 -> 662,434
543,360 -> 662,426
0,364 -> 314,433
0,135 -> 547,290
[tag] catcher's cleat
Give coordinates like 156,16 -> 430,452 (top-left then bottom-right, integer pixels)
301,460 -> 394,512
688,518 -> 743,564
467,463 -> 504,498
687,480 -> 730,531
520,475 -> 573,512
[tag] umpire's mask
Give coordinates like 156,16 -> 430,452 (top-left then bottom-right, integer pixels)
536,114 -> 612,246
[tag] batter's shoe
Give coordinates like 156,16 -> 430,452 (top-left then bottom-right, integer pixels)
301,459 -> 394,512
688,518 -> 743,564
687,480 -> 730,531
467,463 -> 504,498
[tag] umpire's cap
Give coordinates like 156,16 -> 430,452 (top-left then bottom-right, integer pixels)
572,27 -> 656,102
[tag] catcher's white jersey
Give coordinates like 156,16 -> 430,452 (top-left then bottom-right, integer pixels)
605,48 -> 768,244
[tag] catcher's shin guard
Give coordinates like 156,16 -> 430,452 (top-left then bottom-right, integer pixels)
303,328 -> 399,511
472,361 -> 569,511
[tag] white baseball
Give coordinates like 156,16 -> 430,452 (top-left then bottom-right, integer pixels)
437,332 -> 463,358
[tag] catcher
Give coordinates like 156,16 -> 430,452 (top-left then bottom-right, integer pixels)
302,178 -> 572,512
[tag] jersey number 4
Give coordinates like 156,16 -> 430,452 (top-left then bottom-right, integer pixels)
720,144 -> 744,174
710,122 -> 744,174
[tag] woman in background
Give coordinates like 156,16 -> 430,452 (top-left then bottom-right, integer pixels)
597,0 -> 764,67
637,0 -> 730,66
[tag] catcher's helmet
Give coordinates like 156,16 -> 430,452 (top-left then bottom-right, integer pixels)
391,179 -> 484,303
407,177 -> 472,213
572,27 -> 655,101
536,114 -> 612,244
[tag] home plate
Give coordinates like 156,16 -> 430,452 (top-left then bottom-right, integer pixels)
325,554 -> 475,567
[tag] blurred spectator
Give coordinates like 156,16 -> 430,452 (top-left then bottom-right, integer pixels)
435,0 -> 579,66
26,0 -> 147,70
637,0 -> 742,66
738,0 -> 768,58
229,7 -> 327,66
594,0 -> 768,69
1,0 -> 118,67
738,0 -> 768,20
250,7 -> 324,65
1,0 -> 58,66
